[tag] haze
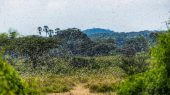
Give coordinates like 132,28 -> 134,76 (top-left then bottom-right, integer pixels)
0,0 -> 170,35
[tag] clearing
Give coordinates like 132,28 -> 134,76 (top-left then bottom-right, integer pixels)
48,84 -> 115,95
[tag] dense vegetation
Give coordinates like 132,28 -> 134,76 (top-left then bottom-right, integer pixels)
83,28 -> 160,46
0,25 -> 169,95
0,52 -> 40,95
118,30 -> 170,95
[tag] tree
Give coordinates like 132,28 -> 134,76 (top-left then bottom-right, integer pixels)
91,43 -> 115,56
37,27 -> 42,35
105,38 -> 115,44
11,36 -> 58,68
48,29 -> 54,37
43,25 -> 49,37
121,45 -> 137,57
151,30 -> 170,75
149,32 -> 159,43
118,30 -> 170,95
121,36 -> 148,56
0,33 -> 10,49
52,28 -> 95,56
8,28 -> 19,39
9,32 -> 19,39
0,33 -> 8,39
55,28 -> 60,35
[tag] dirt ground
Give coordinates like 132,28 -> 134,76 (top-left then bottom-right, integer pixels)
48,84 -> 115,95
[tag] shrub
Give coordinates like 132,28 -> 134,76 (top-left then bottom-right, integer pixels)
70,57 -> 95,68
0,55 -> 40,95
118,53 -> 149,75
25,76 -> 74,93
89,83 -> 115,93
118,65 -> 170,95
118,30 -> 170,95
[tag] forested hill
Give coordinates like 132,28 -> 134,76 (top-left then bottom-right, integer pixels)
83,28 -> 114,36
83,28 -> 160,45
0,27 -> 161,57
83,28 -> 158,38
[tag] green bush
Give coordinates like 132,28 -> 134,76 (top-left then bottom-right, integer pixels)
25,76 -> 74,93
89,83 -> 115,93
0,56 -> 40,95
118,64 -> 170,95
118,53 -> 149,75
91,56 -> 120,69
70,57 -> 95,68
118,30 -> 170,95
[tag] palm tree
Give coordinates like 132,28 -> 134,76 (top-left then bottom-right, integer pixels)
55,28 -> 60,35
37,27 -> 42,35
49,29 -> 54,37
43,25 -> 49,37
51,30 -> 54,36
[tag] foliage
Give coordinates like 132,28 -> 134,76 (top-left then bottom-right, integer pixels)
0,27 -> 163,94
118,53 -> 149,75
118,65 -> 170,95
37,27 -> 116,56
89,83 -> 115,93
151,30 -> 170,76
85,74 -> 121,93
91,43 -> 116,56
0,31 -> 19,49
83,28 -> 158,46
70,57 -> 96,68
9,53 -> 126,94
118,30 -> 170,95
11,55 -> 126,76
38,26 -> 57,37
121,36 -> 148,56
0,53 -> 40,95
52,28 -> 96,56
0,33 -> 9,39
24,76 -> 74,93
8,28 -> 19,39
10,36 -> 58,68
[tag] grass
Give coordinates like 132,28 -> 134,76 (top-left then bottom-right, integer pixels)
84,74 -> 121,93
21,71 -> 123,94
10,55 -> 144,94
89,83 -> 115,93
23,75 -> 75,93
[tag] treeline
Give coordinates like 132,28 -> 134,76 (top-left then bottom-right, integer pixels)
0,26 -> 157,69
83,28 -> 160,46
36,26 -> 154,56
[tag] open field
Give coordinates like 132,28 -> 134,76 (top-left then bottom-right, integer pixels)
17,56 -> 127,95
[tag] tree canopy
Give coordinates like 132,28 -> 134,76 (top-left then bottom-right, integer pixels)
118,30 -> 170,95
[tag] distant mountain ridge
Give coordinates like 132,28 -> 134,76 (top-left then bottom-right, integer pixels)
83,28 -> 160,46
83,28 -> 155,37
83,28 -> 114,35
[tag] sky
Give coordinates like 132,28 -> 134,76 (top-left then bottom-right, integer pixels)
0,0 -> 170,35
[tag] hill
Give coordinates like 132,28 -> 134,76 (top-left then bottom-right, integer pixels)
83,28 -> 114,36
52,28 -> 95,56
51,28 -> 115,56
83,28 -> 159,46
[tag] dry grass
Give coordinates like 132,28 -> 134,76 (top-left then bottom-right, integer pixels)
19,56 -> 126,94
48,84 -> 116,95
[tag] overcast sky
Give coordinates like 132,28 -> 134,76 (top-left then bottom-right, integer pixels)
0,0 -> 170,35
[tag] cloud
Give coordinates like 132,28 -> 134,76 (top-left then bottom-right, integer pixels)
0,0 -> 170,35
47,0 -> 68,11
